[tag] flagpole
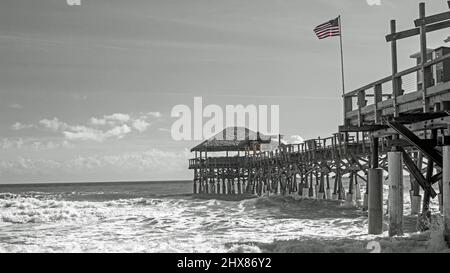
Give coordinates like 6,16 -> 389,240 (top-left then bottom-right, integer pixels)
338,15 -> 347,128
338,15 -> 345,97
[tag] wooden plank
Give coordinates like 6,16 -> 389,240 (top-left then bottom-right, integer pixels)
414,11 -> 450,27
357,90 -> 367,107
374,84 -> 383,123
357,90 -> 366,126
390,20 -> 400,118
424,53 -> 450,68
400,147 -> 437,198
386,20 -> 450,42
373,116 -> 450,138
387,138 -> 437,148
386,27 -> 419,42
431,172 -> 443,184
420,2 -> 430,113
387,121 -> 443,167
339,125 -> 388,133
392,112 -> 449,124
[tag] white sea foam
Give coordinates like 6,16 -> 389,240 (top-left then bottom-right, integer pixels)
0,181 -> 447,253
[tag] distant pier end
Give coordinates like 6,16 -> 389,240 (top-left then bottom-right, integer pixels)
189,127 -> 271,197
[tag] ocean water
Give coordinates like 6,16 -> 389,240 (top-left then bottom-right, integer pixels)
0,180 -> 447,253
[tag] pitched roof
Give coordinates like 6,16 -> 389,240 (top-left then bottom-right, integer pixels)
191,127 -> 272,152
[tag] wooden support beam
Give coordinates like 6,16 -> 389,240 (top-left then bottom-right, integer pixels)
373,116 -> 450,138
374,84 -> 383,123
400,147 -> 437,198
415,10 -> 450,27
344,96 -> 353,125
358,90 -> 367,126
431,172 -> 443,184
419,3 -> 430,113
386,20 -> 450,42
392,112 -> 449,124
372,137 -> 379,169
387,121 -> 442,167
443,145 -> 450,244
387,138 -> 437,149
339,125 -> 388,133
390,20 -> 400,118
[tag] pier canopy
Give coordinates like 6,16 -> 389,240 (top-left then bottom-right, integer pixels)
191,127 -> 271,152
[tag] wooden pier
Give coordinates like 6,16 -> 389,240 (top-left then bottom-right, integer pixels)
189,2 -> 450,242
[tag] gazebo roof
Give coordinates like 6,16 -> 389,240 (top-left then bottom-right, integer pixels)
191,127 -> 272,152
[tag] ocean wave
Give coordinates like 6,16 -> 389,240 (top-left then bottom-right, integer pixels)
0,193 -> 209,225
0,195 -> 103,224
0,189 -> 446,253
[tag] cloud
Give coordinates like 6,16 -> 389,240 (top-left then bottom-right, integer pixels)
267,135 -> 304,145
90,117 -> 107,126
63,124 -> 132,142
11,122 -> 34,131
39,118 -> 68,131
71,94 -> 88,100
9,103 -> 23,109
90,113 -> 131,126
288,135 -> 304,144
65,149 -> 190,172
0,157 -> 62,176
104,113 -> 130,123
148,112 -> 162,118
0,138 -> 24,150
132,119 -> 151,132
17,111 -> 161,143
0,138 -> 74,151
104,124 -> 132,139
0,149 -> 190,177
366,0 -> 381,6
63,126 -> 105,142
66,0 -> 81,6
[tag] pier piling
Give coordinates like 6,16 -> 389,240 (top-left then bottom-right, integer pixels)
369,168 -> 384,235
388,151 -> 404,236
443,146 -> 450,245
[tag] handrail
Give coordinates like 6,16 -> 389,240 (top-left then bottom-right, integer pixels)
343,75 -> 392,98
343,53 -> 450,98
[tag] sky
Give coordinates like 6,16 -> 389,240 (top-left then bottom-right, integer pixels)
1,0 -> 449,183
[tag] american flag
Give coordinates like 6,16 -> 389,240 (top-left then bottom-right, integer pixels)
314,17 -> 341,40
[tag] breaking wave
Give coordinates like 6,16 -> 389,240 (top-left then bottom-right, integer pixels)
0,187 -> 448,253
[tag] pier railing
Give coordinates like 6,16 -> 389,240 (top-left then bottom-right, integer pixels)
188,132 -> 374,170
343,53 -> 450,128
